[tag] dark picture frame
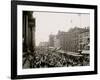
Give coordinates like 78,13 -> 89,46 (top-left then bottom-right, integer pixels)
11,0 -> 97,79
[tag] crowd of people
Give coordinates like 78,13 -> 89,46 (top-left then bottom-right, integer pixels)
28,47 -> 90,68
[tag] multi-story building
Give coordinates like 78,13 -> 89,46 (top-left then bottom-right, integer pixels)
22,11 -> 36,68
39,42 -> 49,47
23,11 -> 35,52
54,35 -> 60,48
78,31 -> 90,54
48,27 -> 89,53
55,30 -> 79,52
49,34 -> 55,47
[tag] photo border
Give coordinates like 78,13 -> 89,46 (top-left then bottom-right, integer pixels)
11,1 -> 97,79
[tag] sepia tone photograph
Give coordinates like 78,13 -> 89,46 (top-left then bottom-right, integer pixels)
11,1 -> 97,79
22,11 -> 90,69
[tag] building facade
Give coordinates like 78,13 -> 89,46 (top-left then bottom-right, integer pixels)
39,42 -> 49,47
78,31 -> 90,54
56,30 -> 79,52
22,11 -> 36,68
49,34 -> 55,47
54,35 -> 60,48
23,11 -> 35,52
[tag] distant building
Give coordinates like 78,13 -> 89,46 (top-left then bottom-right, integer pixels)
54,35 -> 60,48
53,27 -> 89,52
48,27 -> 89,53
39,42 -> 49,47
78,30 -> 90,66
56,30 -> 79,52
49,34 -> 55,47
78,31 -> 90,54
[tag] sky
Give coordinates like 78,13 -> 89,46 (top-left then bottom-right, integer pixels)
33,12 -> 90,46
